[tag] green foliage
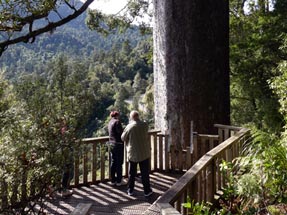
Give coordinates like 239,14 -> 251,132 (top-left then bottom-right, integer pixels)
240,128 -> 287,204
0,29 -> 148,80
267,205 -> 284,215
141,83 -> 154,125
213,127 -> 287,214
0,0 -> 56,31
0,87 -> 64,213
86,0 -> 153,36
218,160 -> 242,214
182,197 -> 214,215
86,10 -> 131,36
0,72 -> 13,113
230,0 -> 285,133
270,57 -> 287,124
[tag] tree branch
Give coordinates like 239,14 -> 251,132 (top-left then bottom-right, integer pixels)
0,0 -> 94,56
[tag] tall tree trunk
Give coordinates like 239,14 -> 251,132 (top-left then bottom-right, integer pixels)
153,0 -> 230,149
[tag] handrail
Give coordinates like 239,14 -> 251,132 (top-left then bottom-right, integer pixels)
71,129 -> 163,186
214,124 -> 242,131
81,129 -> 162,144
74,127 -> 222,186
155,127 -> 250,215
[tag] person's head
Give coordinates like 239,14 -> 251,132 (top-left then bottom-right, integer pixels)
110,111 -> 120,118
130,110 -> 139,121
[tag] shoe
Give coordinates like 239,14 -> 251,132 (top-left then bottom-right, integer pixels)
127,190 -> 134,196
144,190 -> 153,197
116,179 -> 127,186
61,189 -> 73,197
110,181 -> 116,186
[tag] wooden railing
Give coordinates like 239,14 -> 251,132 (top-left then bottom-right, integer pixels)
73,129 -> 164,186
154,125 -> 250,215
73,125 -> 238,186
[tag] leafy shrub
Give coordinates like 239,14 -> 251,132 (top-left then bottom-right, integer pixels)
182,197 -> 214,215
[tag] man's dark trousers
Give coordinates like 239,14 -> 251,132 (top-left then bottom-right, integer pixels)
128,158 -> 151,194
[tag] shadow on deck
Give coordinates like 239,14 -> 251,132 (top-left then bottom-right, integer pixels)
43,172 -> 182,215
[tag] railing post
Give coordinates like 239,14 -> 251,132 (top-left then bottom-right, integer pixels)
182,190 -> 188,215
92,143 -> 97,183
152,134 -> 158,171
159,134 -> 163,171
221,151 -> 227,188
201,168 -> 206,201
175,198 -> 181,213
224,128 -> 230,140
201,136 -> 206,157
185,147 -> 192,169
83,147 -> 88,185
74,152 -> 80,186
206,161 -> 216,203
218,128 -> 223,143
148,133 -> 152,173
225,145 -> 232,162
108,144 -> 111,180
178,149 -> 183,171
216,156 -> 222,193
100,143 -> 106,182
170,145 -> 176,171
192,134 -> 198,165
164,134 -> 170,171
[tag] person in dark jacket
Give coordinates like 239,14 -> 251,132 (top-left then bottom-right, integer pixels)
108,111 -> 126,186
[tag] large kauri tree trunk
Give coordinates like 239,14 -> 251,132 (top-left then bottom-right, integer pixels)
153,0 -> 230,149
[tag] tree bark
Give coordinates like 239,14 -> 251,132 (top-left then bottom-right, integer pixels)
153,0 -> 230,149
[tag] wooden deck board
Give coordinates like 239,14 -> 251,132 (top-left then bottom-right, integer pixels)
43,172 -> 182,215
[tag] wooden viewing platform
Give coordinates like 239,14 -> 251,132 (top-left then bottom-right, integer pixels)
43,125 -> 249,215
0,125 -> 250,215
43,172 -> 181,215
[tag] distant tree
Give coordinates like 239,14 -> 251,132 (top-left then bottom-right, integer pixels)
121,40 -> 133,55
132,72 -> 146,94
113,85 -> 130,121
50,55 -> 69,110
142,84 -> 154,126
132,91 -> 141,110
0,72 -> 12,113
